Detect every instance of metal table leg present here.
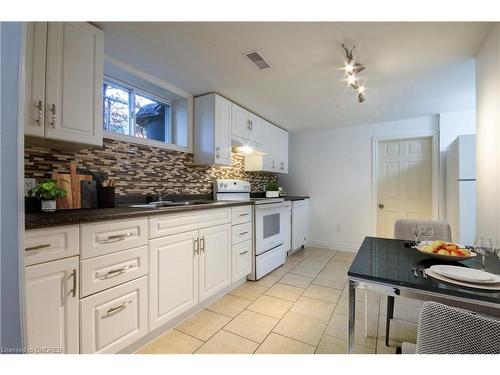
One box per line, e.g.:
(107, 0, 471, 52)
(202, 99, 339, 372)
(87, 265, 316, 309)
(348, 279, 357, 354)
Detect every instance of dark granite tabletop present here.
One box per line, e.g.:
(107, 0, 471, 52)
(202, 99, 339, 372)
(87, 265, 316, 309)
(348, 237, 500, 305)
(25, 201, 252, 230)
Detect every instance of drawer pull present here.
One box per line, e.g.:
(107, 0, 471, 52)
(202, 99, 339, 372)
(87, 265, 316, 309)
(99, 265, 132, 279)
(70, 269, 77, 298)
(239, 213, 249, 217)
(98, 232, 134, 244)
(25, 244, 51, 252)
(105, 301, 130, 317)
(239, 231, 249, 236)
(200, 236, 205, 254)
(239, 250, 249, 255)
(193, 238, 199, 255)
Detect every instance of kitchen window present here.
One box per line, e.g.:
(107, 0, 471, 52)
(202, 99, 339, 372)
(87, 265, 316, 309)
(103, 79, 173, 143)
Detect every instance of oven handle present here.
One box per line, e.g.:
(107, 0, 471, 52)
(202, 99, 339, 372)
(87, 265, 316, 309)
(254, 203, 285, 210)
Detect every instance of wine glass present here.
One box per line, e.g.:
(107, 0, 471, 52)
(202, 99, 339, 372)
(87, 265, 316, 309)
(411, 224, 421, 243)
(420, 226, 434, 242)
(474, 238, 494, 271)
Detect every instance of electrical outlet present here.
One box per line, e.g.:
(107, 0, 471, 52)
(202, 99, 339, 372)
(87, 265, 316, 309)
(24, 178, 36, 197)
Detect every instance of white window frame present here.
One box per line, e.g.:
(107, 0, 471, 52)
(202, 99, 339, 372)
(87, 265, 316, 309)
(103, 76, 174, 143)
(103, 55, 193, 153)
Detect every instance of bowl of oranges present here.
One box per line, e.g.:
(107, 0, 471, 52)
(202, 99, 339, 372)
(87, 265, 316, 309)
(415, 240, 477, 261)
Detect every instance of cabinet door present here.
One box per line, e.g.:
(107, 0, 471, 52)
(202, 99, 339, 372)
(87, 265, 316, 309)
(214, 94, 232, 165)
(292, 200, 309, 250)
(45, 22, 103, 145)
(277, 128, 289, 173)
(198, 224, 231, 302)
(24, 22, 47, 137)
(262, 123, 278, 171)
(25, 256, 79, 353)
(149, 231, 199, 330)
(231, 103, 251, 143)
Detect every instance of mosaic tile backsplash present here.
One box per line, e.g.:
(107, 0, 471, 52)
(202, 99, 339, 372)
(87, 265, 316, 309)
(25, 138, 277, 196)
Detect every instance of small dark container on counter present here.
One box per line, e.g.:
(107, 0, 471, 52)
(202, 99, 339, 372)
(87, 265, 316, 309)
(97, 187, 115, 208)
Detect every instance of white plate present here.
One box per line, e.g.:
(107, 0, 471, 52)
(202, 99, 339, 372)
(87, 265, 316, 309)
(430, 265, 500, 284)
(414, 241, 477, 261)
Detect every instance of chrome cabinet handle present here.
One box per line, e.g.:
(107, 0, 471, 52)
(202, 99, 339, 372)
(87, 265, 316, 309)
(247, 119, 252, 130)
(239, 250, 249, 255)
(272, 160, 275, 169)
(97, 232, 133, 244)
(25, 243, 51, 251)
(70, 269, 77, 298)
(215, 146, 220, 158)
(49, 104, 56, 128)
(239, 213, 249, 217)
(105, 301, 130, 317)
(239, 231, 249, 236)
(200, 236, 205, 253)
(193, 238, 199, 255)
(99, 265, 132, 279)
(35, 100, 43, 126)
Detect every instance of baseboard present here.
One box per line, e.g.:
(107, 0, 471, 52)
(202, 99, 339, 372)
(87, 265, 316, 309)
(308, 239, 359, 253)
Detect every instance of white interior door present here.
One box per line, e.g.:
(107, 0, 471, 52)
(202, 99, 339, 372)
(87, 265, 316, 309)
(377, 138, 432, 238)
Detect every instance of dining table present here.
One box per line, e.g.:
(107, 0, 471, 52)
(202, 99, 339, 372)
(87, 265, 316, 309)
(347, 236, 500, 354)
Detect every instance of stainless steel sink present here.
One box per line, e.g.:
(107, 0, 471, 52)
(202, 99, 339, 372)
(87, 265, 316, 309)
(128, 200, 215, 209)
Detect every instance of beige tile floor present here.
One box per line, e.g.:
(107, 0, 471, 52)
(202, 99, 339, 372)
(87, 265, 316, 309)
(137, 247, 421, 354)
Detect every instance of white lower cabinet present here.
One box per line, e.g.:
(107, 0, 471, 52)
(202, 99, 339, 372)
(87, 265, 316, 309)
(148, 223, 232, 330)
(198, 224, 231, 302)
(232, 240, 252, 283)
(149, 231, 199, 331)
(80, 276, 148, 353)
(25, 256, 79, 354)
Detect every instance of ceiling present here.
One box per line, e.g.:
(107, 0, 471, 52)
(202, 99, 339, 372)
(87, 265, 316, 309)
(96, 22, 492, 132)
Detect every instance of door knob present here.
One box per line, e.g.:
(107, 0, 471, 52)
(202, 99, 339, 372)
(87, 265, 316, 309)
(378, 203, 385, 209)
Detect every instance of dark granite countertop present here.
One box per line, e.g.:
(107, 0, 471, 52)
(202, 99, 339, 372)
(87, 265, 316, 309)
(283, 196, 310, 201)
(25, 201, 252, 230)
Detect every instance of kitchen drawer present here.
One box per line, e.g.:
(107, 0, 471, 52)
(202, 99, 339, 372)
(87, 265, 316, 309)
(80, 276, 148, 354)
(80, 218, 148, 259)
(231, 205, 252, 225)
(231, 222, 252, 245)
(25, 225, 79, 266)
(232, 240, 252, 282)
(149, 208, 231, 239)
(80, 246, 148, 297)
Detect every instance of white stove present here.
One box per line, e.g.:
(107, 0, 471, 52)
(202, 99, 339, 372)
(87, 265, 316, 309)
(214, 179, 286, 280)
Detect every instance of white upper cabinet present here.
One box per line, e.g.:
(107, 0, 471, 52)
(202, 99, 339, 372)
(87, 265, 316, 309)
(245, 122, 289, 174)
(24, 22, 103, 146)
(193, 93, 288, 171)
(24, 22, 48, 137)
(194, 93, 232, 166)
(231, 103, 263, 148)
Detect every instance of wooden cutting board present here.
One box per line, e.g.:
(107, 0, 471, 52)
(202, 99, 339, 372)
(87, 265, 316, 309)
(52, 162, 92, 209)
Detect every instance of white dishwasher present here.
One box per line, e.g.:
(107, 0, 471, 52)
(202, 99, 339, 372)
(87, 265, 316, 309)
(291, 199, 309, 253)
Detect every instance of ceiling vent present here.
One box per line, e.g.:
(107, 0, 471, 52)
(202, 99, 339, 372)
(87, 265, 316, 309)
(245, 51, 271, 70)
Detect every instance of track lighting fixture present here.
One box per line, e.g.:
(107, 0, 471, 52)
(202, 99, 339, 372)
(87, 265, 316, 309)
(341, 43, 366, 103)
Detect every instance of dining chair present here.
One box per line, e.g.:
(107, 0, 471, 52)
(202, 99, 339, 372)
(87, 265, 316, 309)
(383, 219, 452, 346)
(401, 301, 500, 354)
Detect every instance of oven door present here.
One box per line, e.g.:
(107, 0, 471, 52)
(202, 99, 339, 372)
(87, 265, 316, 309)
(254, 203, 284, 255)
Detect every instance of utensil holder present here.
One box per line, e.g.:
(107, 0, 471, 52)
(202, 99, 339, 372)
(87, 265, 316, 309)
(97, 187, 115, 208)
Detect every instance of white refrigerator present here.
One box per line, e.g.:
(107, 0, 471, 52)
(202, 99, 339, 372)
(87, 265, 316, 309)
(445, 135, 476, 245)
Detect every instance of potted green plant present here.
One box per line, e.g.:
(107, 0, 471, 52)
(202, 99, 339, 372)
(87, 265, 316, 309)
(265, 181, 279, 198)
(29, 179, 67, 212)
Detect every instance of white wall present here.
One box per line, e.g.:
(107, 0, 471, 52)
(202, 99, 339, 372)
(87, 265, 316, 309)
(279, 115, 438, 252)
(475, 24, 500, 244)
